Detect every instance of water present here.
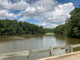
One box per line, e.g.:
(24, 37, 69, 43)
(0, 35, 80, 60)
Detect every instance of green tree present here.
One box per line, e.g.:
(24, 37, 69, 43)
(0, 19, 45, 35)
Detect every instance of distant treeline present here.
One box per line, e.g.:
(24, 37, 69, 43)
(0, 19, 45, 35)
(54, 8, 80, 38)
(44, 28, 54, 33)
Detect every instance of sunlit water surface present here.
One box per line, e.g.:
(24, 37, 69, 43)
(0, 35, 80, 60)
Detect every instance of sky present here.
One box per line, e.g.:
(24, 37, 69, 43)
(0, 0, 79, 28)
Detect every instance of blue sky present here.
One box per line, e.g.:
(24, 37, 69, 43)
(0, 0, 79, 28)
(58, 0, 80, 8)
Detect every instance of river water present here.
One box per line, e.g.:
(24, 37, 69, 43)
(0, 35, 80, 60)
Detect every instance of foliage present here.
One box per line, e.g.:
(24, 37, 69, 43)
(66, 11, 80, 38)
(0, 19, 45, 35)
(54, 24, 66, 35)
(54, 8, 80, 38)
(44, 28, 54, 33)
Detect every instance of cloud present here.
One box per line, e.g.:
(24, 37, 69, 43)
(18, 0, 74, 28)
(0, 0, 75, 28)
(42, 3, 74, 28)
(41, 3, 74, 23)
(18, 0, 59, 21)
(36, 22, 58, 28)
(10, 0, 29, 10)
(0, 0, 11, 10)
(19, 16, 30, 21)
(0, 10, 17, 19)
(0, 0, 19, 19)
(0, 0, 29, 10)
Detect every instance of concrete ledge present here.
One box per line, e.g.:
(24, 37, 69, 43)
(37, 51, 80, 60)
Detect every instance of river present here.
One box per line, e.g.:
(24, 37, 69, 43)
(0, 35, 80, 60)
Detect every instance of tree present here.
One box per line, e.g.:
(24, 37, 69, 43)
(0, 19, 45, 35)
(54, 8, 80, 38)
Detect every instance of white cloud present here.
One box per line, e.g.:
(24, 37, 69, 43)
(43, 3, 74, 23)
(0, 0, 75, 28)
(0, 0, 29, 10)
(18, 0, 59, 21)
(0, 0, 11, 10)
(0, 0, 25, 19)
(36, 22, 58, 28)
(19, 16, 30, 21)
(19, 1, 74, 28)
(0, 10, 17, 19)
(10, 0, 29, 10)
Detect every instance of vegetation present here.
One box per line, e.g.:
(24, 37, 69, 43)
(0, 19, 45, 35)
(54, 8, 80, 38)
(54, 24, 66, 35)
(44, 28, 54, 33)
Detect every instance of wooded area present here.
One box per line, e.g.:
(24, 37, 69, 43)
(54, 8, 80, 38)
(0, 19, 45, 35)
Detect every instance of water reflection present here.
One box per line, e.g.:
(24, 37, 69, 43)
(54, 35, 80, 45)
(0, 35, 80, 60)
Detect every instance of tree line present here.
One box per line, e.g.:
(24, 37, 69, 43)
(44, 28, 54, 33)
(0, 19, 45, 35)
(54, 8, 80, 38)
